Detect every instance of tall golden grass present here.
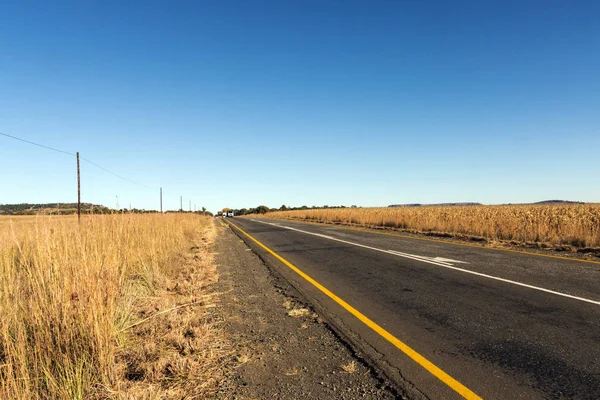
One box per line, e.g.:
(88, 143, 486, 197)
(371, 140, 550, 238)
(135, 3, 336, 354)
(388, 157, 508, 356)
(265, 204, 600, 249)
(0, 213, 223, 399)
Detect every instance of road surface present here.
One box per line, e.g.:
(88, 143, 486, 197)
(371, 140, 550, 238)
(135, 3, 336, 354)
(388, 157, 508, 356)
(225, 217, 600, 400)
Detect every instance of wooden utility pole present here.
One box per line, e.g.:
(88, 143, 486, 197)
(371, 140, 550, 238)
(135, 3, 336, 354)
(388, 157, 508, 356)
(77, 152, 81, 223)
(160, 187, 163, 213)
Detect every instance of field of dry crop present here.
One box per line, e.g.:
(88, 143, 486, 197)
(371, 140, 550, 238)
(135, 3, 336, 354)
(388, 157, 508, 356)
(0, 213, 226, 399)
(265, 204, 600, 250)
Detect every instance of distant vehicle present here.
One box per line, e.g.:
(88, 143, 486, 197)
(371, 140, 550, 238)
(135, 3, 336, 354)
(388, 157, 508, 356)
(227, 210, 234, 217)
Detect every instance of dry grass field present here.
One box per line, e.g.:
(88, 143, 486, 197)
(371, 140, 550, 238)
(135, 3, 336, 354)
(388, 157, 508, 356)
(0, 213, 226, 399)
(265, 204, 600, 250)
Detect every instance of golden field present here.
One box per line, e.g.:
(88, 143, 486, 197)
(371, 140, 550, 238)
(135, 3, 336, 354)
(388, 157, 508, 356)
(265, 204, 600, 249)
(0, 213, 226, 399)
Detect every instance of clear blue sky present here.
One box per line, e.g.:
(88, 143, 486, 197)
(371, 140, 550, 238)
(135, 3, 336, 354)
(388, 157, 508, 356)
(1, 1, 599, 213)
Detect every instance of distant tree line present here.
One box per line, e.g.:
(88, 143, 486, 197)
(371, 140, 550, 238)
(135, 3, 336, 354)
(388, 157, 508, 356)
(227, 204, 359, 216)
(0, 203, 214, 216)
(0, 203, 112, 215)
(165, 210, 213, 216)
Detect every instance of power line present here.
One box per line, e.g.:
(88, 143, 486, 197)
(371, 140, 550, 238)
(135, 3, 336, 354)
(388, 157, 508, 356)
(0, 131, 75, 156)
(0, 131, 148, 188)
(80, 156, 147, 187)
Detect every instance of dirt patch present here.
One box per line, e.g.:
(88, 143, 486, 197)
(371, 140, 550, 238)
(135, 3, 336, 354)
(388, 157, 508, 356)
(213, 222, 400, 399)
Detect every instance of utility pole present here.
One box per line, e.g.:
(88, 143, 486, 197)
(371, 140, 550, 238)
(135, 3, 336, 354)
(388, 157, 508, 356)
(180, 196, 183, 212)
(77, 152, 81, 223)
(160, 187, 163, 213)
(189, 200, 191, 212)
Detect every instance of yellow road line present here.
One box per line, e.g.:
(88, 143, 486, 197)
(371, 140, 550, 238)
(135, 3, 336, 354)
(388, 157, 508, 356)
(226, 219, 482, 400)
(274, 218, 600, 266)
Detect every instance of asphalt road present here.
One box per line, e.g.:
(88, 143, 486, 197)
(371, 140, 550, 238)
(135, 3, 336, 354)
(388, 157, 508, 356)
(225, 217, 600, 400)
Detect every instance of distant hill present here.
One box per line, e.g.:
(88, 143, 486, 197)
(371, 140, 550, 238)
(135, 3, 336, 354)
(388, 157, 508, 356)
(533, 200, 585, 205)
(387, 200, 588, 208)
(0, 203, 111, 215)
(388, 202, 482, 207)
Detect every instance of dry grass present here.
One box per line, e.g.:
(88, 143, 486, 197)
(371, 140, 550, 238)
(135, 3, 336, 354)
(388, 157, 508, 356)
(264, 204, 600, 250)
(282, 298, 293, 310)
(287, 308, 311, 318)
(236, 354, 250, 364)
(0, 213, 227, 399)
(283, 367, 300, 376)
(341, 361, 357, 374)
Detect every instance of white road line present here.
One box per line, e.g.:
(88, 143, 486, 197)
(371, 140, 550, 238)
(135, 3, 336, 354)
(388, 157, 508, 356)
(250, 219, 600, 306)
(387, 250, 467, 267)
